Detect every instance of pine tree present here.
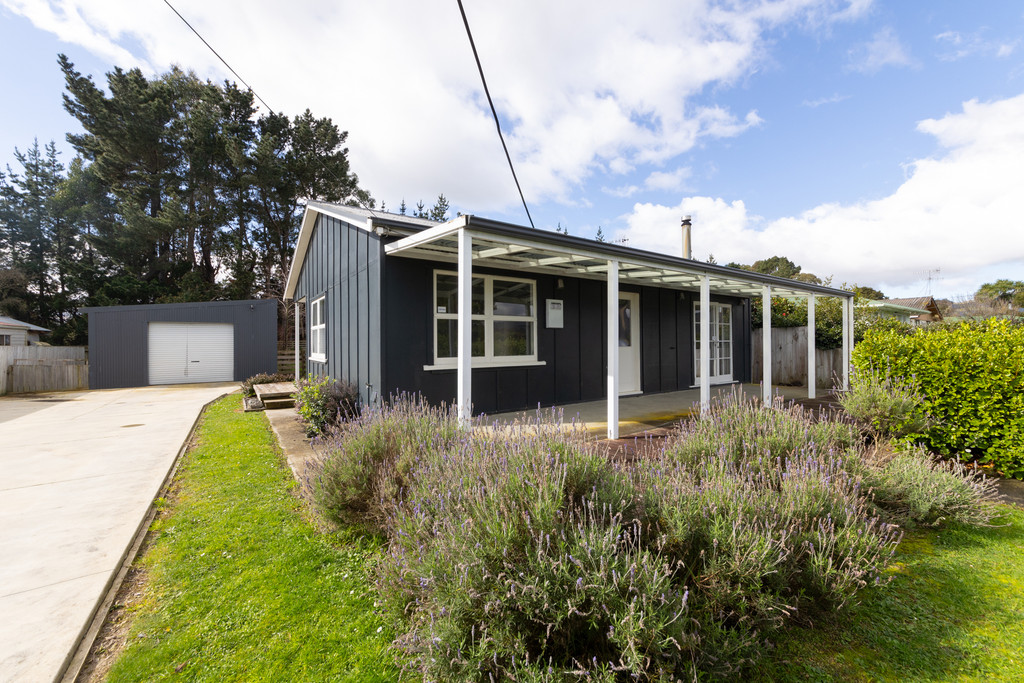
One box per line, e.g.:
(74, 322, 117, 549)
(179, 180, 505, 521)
(429, 193, 450, 222)
(595, 226, 606, 242)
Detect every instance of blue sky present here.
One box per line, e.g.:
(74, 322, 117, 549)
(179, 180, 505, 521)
(2, 0, 1023, 299)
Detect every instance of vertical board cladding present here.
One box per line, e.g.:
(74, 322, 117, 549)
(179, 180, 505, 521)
(293, 214, 383, 406)
(84, 299, 277, 389)
(381, 255, 752, 416)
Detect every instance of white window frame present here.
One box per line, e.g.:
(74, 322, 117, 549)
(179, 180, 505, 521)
(309, 296, 326, 363)
(428, 270, 543, 370)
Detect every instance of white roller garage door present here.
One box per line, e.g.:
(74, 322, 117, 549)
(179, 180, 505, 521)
(148, 322, 234, 385)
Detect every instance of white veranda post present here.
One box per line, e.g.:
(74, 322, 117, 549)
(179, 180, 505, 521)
(762, 284, 772, 404)
(607, 259, 620, 439)
(806, 293, 816, 400)
(842, 296, 853, 392)
(294, 301, 301, 383)
(699, 274, 710, 414)
(457, 230, 473, 425)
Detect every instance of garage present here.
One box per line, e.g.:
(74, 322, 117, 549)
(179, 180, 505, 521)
(148, 322, 235, 385)
(84, 300, 278, 390)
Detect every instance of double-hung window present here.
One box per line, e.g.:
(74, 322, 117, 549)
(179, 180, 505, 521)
(433, 271, 537, 366)
(309, 296, 326, 362)
(0, 334, 10, 346)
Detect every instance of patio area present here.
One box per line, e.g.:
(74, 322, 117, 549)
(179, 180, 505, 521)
(485, 383, 823, 437)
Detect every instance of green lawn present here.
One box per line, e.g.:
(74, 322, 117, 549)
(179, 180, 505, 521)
(106, 396, 400, 682)
(755, 507, 1024, 682)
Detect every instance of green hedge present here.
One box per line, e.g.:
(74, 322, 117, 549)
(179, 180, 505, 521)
(853, 319, 1024, 477)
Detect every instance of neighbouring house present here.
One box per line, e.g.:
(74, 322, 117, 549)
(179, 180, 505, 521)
(864, 296, 943, 324)
(0, 315, 50, 346)
(82, 300, 278, 389)
(284, 203, 854, 438)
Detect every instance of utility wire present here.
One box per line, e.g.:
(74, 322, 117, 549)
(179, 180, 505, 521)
(161, 0, 379, 215)
(162, 0, 272, 113)
(455, 0, 535, 229)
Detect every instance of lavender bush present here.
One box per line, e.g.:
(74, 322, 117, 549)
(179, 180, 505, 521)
(664, 391, 861, 469)
(309, 393, 462, 529)
(861, 444, 1000, 526)
(309, 392, 997, 680)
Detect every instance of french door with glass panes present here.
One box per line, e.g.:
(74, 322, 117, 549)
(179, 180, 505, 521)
(693, 302, 733, 384)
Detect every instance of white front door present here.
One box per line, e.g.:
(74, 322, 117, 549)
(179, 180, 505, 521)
(694, 302, 733, 384)
(617, 292, 641, 395)
(148, 322, 235, 385)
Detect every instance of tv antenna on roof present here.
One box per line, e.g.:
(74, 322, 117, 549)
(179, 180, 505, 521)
(925, 269, 941, 296)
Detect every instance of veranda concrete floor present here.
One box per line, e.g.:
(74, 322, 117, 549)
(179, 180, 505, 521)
(485, 383, 818, 436)
(0, 383, 234, 683)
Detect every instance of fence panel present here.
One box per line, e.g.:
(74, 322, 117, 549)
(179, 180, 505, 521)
(0, 346, 88, 395)
(751, 328, 844, 390)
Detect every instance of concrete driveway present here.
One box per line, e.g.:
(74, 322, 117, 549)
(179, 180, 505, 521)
(0, 383, 235, 683)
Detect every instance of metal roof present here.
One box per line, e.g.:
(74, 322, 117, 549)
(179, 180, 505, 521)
(0, 315, 50, 332)
(286, 203, 853, 300)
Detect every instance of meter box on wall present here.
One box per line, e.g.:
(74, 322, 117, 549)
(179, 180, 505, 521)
(546, 299, 564, 328)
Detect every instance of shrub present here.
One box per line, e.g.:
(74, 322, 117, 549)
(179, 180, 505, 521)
(315, 394, 999, 680)
(853, 319, 1024, 477)
(663, 390, 860, 469)
(294, 375, 360, 436)
(309, 394, 462, 530)
(240, 371, 292, 397)
(839, 369, 932, 441)
(378, 419, 687, 680)
(861, 444, 1001, 527)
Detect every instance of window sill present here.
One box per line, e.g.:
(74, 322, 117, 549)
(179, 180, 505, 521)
(308, 355, 327, 364)
(423, 359, 547, 372)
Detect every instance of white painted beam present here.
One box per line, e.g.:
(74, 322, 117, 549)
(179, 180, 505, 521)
(457, 230, 473, 425)
(475, 243, 532, 259)
(807, 293, 816, 400)
(607, 259, 620, 439)
(762, 285, 772, 404)
(699, 275, 710, 414)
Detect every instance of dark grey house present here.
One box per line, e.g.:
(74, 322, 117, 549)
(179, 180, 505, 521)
(83, 299, 278, 390)
(284, 202, 853, 438)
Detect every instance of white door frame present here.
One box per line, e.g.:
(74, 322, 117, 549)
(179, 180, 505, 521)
(694, 301, 733, 385)
(618, 291, 641, 395)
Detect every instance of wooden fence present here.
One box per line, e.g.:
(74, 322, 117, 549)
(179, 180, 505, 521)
(751, 327, 845, 390)
(277, 343, 306, 377)
(1, 346, 88, 395)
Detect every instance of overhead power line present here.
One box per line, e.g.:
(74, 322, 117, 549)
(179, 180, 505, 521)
(455, 0, 536, 229)
(162, 0, 273, 113)
(161, 0, 379, 214)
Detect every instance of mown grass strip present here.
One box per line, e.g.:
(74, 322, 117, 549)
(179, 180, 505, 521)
(106, 396, 400, 682)
(755, 507, 1024, 682)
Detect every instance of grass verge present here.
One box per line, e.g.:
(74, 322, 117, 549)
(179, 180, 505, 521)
(754, 506, 1024, 682)
(102, 395, 399, 682)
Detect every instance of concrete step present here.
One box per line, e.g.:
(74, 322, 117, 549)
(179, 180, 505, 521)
(263, 397, 295, 410)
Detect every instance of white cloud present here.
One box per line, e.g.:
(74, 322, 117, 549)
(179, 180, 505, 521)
(935, 29, 1019, 61)
(802, 92, 850, 107)
(617, 93, 1024, 296)
(847, 26, 915, 73)
(602, 166, 691, 198)
(2, 0, 871, 212)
